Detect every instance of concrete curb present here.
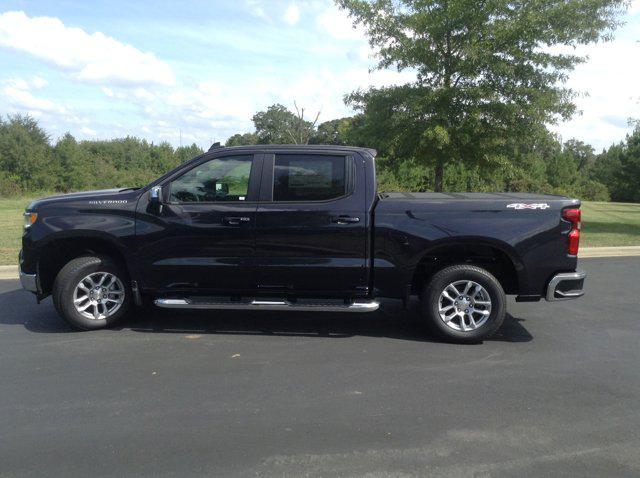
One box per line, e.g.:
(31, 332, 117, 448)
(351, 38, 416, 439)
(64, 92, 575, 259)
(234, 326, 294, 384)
(0, 265, 18, 280)
(579, 246, 640, 258)
(1, 246, 639, 280)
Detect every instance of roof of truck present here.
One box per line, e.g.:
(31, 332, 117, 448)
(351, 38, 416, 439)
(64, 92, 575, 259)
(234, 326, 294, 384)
(209, 144, 377, 157)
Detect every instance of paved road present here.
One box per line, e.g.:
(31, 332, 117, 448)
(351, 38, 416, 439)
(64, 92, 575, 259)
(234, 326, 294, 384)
(1, 257, 639, 477)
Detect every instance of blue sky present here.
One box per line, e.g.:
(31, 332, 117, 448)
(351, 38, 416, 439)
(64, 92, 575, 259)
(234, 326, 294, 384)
(0, 0, 638, 150)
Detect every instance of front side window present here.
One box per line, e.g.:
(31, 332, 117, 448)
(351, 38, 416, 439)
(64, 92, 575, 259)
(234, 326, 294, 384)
(273, 154, 346, 202)
(169, 155, 253, 203)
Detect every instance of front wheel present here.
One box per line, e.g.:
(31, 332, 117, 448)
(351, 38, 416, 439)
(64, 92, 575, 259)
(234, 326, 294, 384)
(421, 265, 506, 343)
(53, 256, 131, 330)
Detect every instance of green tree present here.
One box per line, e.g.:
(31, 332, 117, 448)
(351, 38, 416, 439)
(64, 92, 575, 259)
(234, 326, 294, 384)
(592, 126, 640, 202)
(252, 103, 319, 144)
(337, 0, 626, 191)
(53, 133, 85, 192)
(175, 144, 204, 163)
(311, 116, 369, 145)
(0, 114, 53, 192)
(226, 132, 258, 146)
(252, 104, 300, 144)
(562, 139, 596, 172)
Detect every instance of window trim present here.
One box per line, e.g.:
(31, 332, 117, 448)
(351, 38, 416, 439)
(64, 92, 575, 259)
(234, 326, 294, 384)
(268, 153, 355, 204)
(165, 153, 262, 205)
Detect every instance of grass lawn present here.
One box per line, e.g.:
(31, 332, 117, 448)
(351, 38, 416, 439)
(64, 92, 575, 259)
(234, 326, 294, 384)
(0, 196, 638, 265)
(580, 201, 640, 247)
(0, 195, 41, 266)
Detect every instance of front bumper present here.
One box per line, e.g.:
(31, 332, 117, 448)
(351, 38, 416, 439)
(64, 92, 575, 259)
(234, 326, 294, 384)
(19, 249, 38, 293)
(545, 270, 586, 301)
(20, 270, 38, 293)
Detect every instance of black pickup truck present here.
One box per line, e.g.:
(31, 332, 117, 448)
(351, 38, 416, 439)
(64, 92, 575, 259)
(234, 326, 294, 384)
(19, 145, 585, 342)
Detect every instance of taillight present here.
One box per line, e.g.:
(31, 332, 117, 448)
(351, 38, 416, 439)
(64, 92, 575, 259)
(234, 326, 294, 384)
(563, 208, 581, 255)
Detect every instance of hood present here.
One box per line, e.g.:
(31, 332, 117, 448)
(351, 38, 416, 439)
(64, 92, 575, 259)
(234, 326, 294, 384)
(27, 188, 139, 210)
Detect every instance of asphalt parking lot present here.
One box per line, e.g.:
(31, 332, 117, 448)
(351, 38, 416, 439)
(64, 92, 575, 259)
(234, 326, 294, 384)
(1, 257, 639, 477)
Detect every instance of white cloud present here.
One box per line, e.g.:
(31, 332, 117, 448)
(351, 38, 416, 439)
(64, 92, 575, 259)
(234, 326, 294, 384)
(317, 5, 366, 41)
(283, 3, 300, 25)
(2, 85, 62, 113)
(246, 0, 269, 21)
(550, 39, 640, 149)
(80, 126, 97, 136)
(1, 76, 61, 113)
(133, 87, 156, 101)
(1, 76, 92, 134)
(4, 76, 48, 91)
(0, 11, 174, 87)
(5, 78, 29, 90)
(31, 76, 48, 89)
(165, 81, 255, 124)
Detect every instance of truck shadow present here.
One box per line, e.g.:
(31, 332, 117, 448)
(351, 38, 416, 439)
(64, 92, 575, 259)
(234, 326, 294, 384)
(0, 288, 532, 343)
(128, 307, 532, 344)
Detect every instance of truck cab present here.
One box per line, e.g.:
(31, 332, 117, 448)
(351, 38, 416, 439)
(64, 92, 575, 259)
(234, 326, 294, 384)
(135, 145, 375, 300)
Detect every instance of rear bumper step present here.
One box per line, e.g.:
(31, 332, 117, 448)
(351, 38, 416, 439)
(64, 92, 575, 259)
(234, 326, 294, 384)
(154, 298, 380, 313)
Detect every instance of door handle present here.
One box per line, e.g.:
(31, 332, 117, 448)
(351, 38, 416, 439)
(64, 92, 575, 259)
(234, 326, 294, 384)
(332, 215, 360, 225)
(224, 216, 251, 226)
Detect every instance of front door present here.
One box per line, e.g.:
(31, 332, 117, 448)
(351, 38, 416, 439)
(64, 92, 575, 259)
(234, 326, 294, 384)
(254, 151, 368, 297)
(136, 153, 262, 294)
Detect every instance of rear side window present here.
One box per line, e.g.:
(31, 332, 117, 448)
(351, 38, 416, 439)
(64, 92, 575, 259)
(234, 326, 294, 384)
(273, 154, 346, 202)
(169, 155, 253, 203)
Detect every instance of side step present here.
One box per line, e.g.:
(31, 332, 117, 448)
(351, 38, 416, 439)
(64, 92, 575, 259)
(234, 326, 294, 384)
(154, 297, 380, 313)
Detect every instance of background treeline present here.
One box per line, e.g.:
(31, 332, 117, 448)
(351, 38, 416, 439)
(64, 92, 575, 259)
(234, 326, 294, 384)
(1, 109, 639, 202)
(0, 115, 203, 196)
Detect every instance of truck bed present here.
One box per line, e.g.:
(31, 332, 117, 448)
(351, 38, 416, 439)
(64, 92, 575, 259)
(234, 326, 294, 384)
(372, 190, 580, 300)
(379, 192, 569, 201)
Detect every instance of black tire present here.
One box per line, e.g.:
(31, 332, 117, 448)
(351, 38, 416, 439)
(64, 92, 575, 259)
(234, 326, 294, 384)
(421, 264, 506, 343)
(52, 256, 131, 330)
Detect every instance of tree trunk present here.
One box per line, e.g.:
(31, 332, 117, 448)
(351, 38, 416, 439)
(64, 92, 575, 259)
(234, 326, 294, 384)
(434, 162, 444, 192)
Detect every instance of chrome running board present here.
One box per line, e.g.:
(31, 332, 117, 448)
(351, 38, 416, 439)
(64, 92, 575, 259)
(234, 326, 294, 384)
(154, 298, 380, 313)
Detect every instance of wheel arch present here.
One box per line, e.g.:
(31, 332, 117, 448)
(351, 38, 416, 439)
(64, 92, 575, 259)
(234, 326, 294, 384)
(35, 231, 133, 296)
(409, 238, 525, 296)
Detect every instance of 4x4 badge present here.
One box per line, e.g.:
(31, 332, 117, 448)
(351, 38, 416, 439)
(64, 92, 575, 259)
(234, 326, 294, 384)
(507, 203, 550, 210)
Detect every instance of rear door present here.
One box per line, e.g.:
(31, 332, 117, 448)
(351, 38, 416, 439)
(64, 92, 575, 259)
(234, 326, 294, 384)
(254, 151, 368, 297)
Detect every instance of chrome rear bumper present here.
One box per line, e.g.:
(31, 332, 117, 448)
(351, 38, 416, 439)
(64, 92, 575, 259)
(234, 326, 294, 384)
(546, 271, 586, 301)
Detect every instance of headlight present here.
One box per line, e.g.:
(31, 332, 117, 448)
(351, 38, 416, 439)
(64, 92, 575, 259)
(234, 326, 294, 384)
(23, 211, 38, 229)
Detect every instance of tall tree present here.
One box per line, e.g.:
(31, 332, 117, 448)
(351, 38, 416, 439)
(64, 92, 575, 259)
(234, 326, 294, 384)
(311, 115, 369, 146)
(252, 104, 298, 144)
(592, 126, 640, 202)
(289, 101, 321, 144)
(251, 103, 319, 144)
(0, 114, 52, 191)
(225, 132, 258, 146)
(562, 139, 596, 172)
(337, 0, 627, 191)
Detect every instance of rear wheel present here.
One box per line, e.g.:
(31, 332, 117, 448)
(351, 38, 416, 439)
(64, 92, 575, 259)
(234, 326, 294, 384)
(421, 265, 506, 343)
(53, 256, 131, 330)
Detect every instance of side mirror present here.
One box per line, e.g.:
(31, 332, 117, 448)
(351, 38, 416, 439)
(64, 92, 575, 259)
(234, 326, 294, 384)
(149, 186, 163, 214)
